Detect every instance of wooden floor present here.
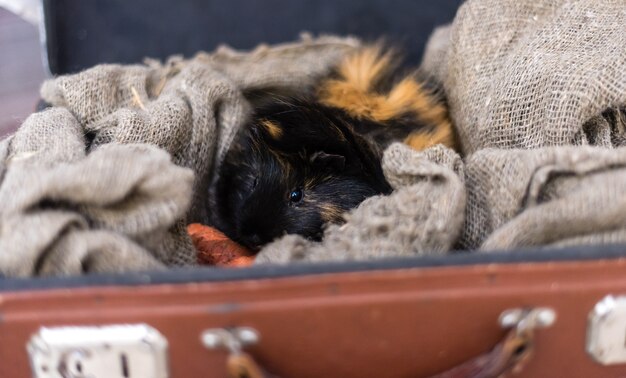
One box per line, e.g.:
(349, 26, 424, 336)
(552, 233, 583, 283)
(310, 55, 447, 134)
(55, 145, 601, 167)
(0, 8, 46, 138)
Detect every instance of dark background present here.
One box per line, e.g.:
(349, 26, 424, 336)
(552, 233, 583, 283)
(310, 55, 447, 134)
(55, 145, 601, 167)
(44, 0, 464, 75)
(0, 8, 45, 137)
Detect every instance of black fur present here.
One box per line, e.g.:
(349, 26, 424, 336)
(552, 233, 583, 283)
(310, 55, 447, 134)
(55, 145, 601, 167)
(213, 98, 392, 250)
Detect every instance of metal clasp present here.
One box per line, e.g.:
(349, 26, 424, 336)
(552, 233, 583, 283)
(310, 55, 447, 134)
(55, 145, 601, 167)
(27, 324, 169, 378)
(587, 295, 626, 365)
(494, 307, 556, 375)
(201, 327, 266, 378)
(201, 327, 260, 355)
(499, 307, 557, 334)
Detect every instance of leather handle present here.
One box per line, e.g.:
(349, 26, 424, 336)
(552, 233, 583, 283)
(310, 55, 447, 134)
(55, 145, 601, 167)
(428, 326, 533, 378)
(222, 308, 550, 378)
(227, 352, 270, 378)
(223, 327, 532, 378)
(428, 307, 555, 378)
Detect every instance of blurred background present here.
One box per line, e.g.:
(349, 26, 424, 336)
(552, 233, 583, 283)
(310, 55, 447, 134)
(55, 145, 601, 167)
(0, 1, 44, 137)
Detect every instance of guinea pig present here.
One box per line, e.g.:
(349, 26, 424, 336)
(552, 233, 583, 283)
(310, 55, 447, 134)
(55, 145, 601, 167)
(213, 99, 392, 250)
(212, 46, 455, 250)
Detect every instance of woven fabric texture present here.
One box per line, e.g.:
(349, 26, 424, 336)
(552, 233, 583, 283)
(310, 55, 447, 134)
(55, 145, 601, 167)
(0, 36, 359, 276)
(2, 0, 626, 273)
(257, 0, 626, 263)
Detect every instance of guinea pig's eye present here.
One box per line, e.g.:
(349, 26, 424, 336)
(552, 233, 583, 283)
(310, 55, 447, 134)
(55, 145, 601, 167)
(289, 188, 303, 203)
(252, 177, 258, 189)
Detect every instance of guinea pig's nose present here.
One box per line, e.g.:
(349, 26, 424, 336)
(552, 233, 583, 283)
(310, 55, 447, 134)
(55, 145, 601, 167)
(249, 233, 262, 246)
(240, 233, 263, 251)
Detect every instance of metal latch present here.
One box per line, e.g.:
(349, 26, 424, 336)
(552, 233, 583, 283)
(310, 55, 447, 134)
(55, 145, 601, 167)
(587, 295, 626, 365)
(201, 327, 266, 378)
(201, 327, 260, 352)
(27, 324, 169, 378)
(499, 307, 557, 330)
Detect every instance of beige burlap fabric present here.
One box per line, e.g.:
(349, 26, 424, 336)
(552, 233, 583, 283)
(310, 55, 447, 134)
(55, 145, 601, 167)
(3, 0, 626, 273)
(442, 0, 626, 252)
(257, 0, 626, 263)
(0, 109, 192, 275)
(256, 143, 466, 263)
(0, 36, 359, 276)
(437, 0, 626, 154)
(461, 146, 626, 251)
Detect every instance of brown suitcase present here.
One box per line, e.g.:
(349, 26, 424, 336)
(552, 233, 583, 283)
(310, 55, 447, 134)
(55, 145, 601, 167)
(3, 246, 626, 377)
(4, 1, 626, 378)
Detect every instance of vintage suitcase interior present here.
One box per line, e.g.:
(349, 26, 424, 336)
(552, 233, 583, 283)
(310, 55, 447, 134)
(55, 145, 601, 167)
(3, 0, 626, 377)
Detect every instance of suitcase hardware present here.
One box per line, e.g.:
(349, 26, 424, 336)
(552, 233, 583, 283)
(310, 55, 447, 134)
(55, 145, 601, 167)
(201, 327, 260, 350)
(26, 324, 169, 378)
(430, 307, 556, 378)
(197, 310, 556, 378)
(498, 307, 556, 329)
(587, 295, 626, 365)
(201, 327, 266, 378)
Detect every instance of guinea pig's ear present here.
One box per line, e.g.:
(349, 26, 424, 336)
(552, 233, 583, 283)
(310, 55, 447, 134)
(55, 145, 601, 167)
(310, 151, 346, 171)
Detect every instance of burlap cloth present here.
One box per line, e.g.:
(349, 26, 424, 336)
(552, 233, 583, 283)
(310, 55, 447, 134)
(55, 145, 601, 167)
(2, 0, 626, 275)
(0, 35, 360, 276)
(257, 0, 626, 263)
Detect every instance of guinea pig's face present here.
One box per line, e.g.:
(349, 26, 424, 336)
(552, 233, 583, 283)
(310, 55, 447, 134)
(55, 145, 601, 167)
(213, 99, 391, 250)
(215, 128, 382, 250)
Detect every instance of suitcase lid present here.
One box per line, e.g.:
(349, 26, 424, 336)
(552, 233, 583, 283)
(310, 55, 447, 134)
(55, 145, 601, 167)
(41, 0, 463, 75)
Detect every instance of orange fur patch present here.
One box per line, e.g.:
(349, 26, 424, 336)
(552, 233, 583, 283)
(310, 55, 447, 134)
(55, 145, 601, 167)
(318, 46, 454, 150)
(404, 121, 457, 150)
(260, 119, 283, 139)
